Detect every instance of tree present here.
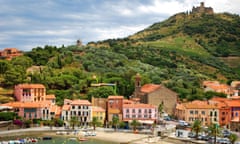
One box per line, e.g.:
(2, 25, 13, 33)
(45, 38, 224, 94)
(229, 133, 238, 144)
(191, 119, 202, 139)
(70, 116, 78, 130)
(208, 123, 221, 144)
(130, 119, 140, 132)
(158, 102, 164, 119)
(112, 115, 119, 131)
(91, 117, 100, 130)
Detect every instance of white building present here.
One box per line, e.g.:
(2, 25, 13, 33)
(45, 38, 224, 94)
(61, 99, 92, 127)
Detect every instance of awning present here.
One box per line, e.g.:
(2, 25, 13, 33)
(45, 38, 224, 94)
(138, 120, 154, 124)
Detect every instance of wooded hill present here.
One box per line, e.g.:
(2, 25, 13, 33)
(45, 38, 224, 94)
(0, 12, 240, 105)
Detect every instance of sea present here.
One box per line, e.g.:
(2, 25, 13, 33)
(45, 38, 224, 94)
(0, 136, 117, 144)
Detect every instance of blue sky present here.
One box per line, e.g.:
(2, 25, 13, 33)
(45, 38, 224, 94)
(0, 0, 239, 51)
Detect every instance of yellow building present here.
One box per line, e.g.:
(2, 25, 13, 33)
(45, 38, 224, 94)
(92, 106, 105, 125)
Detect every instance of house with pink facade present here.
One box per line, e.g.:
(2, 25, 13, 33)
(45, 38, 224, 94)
(14, 84, 47, 102)
(122, 102, 157, 125)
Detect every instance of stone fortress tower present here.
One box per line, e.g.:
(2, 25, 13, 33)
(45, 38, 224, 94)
(192, 2, 214, 15)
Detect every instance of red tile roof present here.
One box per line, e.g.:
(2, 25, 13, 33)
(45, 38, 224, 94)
(1, 101, 51, 108)
(123, 103, 156, 108)
(62, 105, 71, 111)
(71, 100, 91, 105)
(15, 84, 45, 89)
(46, 94, 55, 99)
(108, 95, 124, 99)
(140, 84, 161, 93)
(92, 106, 105, 112)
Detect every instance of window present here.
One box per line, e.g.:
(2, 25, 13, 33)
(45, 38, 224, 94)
(201, 111, 205, 115)
(214, 111, 217, 116)
(72, 106, 75, 109)
(222, 112, 225, 115)
(210, 111, 213, 116)
(144, 109, 147, 113)
(132, 109, 135, 113)
(149, 109, 152, 113)
(126, 109, 129, 113)
(126, 115, 129, 118)
(138, 109, 141, 113)
(195, 111, 198, 114)
(132, 115, 136, 118)
(236, 112, 238, 117)
(138, 115, 142, 118)
(190, 110, 193, 114)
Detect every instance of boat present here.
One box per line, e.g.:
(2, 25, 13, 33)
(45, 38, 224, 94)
(78, 137, 88, 141)
(42, 136, 52, 140)
(69, 137, 77, 141)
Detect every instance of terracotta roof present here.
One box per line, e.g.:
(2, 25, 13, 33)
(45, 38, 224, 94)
(231, 81, 240, 88)
(224, 100, 240, 107)
(92, 106, 105, 112)
(140, 84, 161, 93)
(176, 103, 185, 110)
(203, 81, 219, 86)
(108, 95, 124, 99)
(182, 100, 219, 109)
(62, 105, 71, 111)
(71, 100, 91, 105)
(1, 101, 51, 108)
(123, 103, 156, 108)
(15, 84, 45, 89)
(46, 94, 55, 99)
(123, 99, 134, 104)
(50, 105, 61, 115)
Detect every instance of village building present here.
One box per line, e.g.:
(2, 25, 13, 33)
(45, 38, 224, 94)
(203, 81, 239, 98)
(14, 84, 47, 102)
(122, 101, 157, 125)
(107, 96, 124, 122)
(61, 99, 92, 127)
(0, 48, 23, 60)
(175, 100, 219, 126)
(92, 106, 105, 125)
(133, 74, 178, 116)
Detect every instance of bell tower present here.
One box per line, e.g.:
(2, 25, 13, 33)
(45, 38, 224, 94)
(133, 73, 141, 98)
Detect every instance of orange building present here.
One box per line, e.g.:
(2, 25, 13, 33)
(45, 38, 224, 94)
(203, 81, 238, 98)
(175, 100, 219, 126)
(0, 48, 22, 60)
(107, 96, 124, 122)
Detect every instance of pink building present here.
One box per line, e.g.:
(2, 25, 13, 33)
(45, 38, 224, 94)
(122, 102, 157, 125)
(14, 84, 46, 102)
(0, 101, 59, 120)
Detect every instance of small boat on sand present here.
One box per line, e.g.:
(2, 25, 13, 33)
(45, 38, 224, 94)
(78, 137, 88, 141)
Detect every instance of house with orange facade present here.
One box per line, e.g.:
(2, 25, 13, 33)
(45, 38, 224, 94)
(0, 48, 23, 60)
(175, 100, 219, 126)
(107, 96, 124, 122)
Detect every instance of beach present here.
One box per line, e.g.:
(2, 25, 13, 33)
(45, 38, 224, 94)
(0, 127, 175, 144)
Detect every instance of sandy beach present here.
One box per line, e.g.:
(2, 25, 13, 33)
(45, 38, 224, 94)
(0, 127, 175, 144)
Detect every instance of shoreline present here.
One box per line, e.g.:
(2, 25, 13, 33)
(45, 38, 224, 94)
(0, 127, 148, 143)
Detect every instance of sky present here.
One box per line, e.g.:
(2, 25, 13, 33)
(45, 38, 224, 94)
(0, 0, 240, 51)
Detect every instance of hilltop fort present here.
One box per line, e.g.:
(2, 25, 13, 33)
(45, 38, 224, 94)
(192, 2, 214, 15)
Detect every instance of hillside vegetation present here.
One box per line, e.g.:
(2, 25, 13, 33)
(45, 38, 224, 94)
(0, 12, 240, 104)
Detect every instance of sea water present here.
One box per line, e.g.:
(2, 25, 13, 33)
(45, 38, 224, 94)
(37, 137, 117, 144)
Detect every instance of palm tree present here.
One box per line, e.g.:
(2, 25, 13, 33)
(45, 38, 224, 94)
(130, 119, 140, 132)
(208, 123, 221, 144)
(191, 119, 202, 139)
(91, 117, 100, 130)
(70, 116, 78, 130)
(112, 115, 119, 131)
(229, 133, 238, 144)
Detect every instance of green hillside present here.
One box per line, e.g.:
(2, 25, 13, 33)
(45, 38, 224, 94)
(0, 12, 240, 104)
